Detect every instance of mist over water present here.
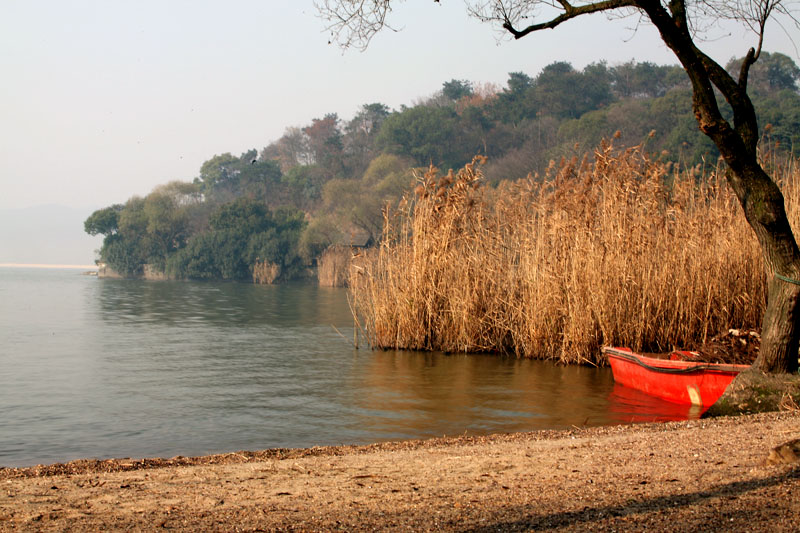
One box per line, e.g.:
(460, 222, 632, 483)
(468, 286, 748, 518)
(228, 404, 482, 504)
(0, 268, 693, 468)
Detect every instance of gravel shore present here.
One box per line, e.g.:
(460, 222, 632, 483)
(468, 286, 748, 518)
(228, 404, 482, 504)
(1, 411, 799, 531)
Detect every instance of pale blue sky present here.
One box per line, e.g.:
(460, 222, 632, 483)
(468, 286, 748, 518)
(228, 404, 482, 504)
(1, 0, 797, 210)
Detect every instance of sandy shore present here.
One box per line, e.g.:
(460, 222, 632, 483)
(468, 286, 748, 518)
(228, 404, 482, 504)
(1, 411, 799, 532)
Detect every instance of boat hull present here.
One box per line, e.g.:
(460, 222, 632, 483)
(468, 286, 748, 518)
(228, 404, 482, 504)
(603, 347, 749, 408)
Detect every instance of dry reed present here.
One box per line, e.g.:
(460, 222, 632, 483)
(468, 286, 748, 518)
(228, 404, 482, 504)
(350, 141, 800, 365)
(252, 260, 281, 285)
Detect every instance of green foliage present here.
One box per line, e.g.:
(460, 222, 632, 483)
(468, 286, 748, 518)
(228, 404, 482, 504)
(196, 151, 283, 205)
(754, 89, 800, 151)
(210, 198, 271, 232)
(727, 52, 800, 94)
(248, 208, 307, 278)
(102, 233, 148, 277)
(197, 153, 239, 192)
(94, 192, 190, 275)
(486, 62, 616, 124)
(166, 199, 306, 281)
(507, 71, 532, 94)
(323, 153, 414, 244)
(557, 110, 610, 151)
(552, 84, 718, 162)
(167, 229, 245, 280)
(610, 61, 686, 98)
(343, 103, 390, 175)
(347, 103, 390, 136)
(377, 106, 470, 169)
(84, 204, 123, 236)
(281, 164, 326, 208)
(441, 79, 473, 101)
(107, 197, 153, 275)
(535, 62, 614, 119)
(490, 72, 533, 125)
(298, 215, 342, 263)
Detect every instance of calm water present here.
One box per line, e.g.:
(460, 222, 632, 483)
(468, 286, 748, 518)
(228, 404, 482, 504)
(0, 268, 694, 468)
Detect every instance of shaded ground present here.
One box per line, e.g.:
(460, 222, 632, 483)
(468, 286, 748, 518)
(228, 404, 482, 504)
(1, 411, 799, 532)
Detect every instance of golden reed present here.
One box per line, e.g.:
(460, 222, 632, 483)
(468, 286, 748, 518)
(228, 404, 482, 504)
(349, 140, 799, 365)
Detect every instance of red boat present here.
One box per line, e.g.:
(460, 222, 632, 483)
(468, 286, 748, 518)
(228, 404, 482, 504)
(603, 347, 749, 408)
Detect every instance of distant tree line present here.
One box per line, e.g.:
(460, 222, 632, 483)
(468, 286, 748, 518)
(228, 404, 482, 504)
(85, 53, 800, 281)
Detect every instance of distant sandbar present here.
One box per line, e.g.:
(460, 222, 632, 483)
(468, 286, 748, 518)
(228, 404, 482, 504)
(0, 263, 97, 270)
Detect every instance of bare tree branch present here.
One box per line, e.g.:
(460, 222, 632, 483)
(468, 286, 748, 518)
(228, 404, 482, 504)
(315, 0, 397, 50)
(502, 0, 638, 37)
(692, 1, 788, 83)
(466, 0, 640, 38)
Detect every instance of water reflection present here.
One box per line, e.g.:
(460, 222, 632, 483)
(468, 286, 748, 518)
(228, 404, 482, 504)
(96, 279, 354, 328)
(607, 383, 704, 423)
(350, 352, 617, 439)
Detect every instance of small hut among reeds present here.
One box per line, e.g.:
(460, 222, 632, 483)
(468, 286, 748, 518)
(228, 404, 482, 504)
(318, 230, 372, 287)
(318, 245, 352, 287)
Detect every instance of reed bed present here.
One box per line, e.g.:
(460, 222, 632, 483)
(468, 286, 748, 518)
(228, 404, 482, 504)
(350, 141, 800, 365)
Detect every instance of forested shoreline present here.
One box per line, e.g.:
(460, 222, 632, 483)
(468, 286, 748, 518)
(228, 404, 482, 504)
(85, 53, 800, 283)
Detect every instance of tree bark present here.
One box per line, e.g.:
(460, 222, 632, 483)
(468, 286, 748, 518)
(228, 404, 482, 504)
(760, 277, 800, 373)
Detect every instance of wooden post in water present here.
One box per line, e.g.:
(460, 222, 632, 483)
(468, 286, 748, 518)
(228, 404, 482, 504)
(354, 318, 359, 349)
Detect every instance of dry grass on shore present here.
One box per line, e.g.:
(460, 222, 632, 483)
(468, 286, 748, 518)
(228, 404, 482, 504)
(350, 141, 800, 364)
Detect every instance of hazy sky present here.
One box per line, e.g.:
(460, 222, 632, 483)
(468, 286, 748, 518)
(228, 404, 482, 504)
(1, 0, 798, 210)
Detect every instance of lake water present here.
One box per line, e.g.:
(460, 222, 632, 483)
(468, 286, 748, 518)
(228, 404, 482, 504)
(0, 267, 696, 468)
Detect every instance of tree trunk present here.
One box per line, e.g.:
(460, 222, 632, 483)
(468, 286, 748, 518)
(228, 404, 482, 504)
(724, 164, 800, 374)
(758, 277, 800, 373)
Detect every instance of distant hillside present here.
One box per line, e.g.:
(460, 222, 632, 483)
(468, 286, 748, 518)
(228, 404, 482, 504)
(0, 205, 102, 265)
(87, 54, 800, 281)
